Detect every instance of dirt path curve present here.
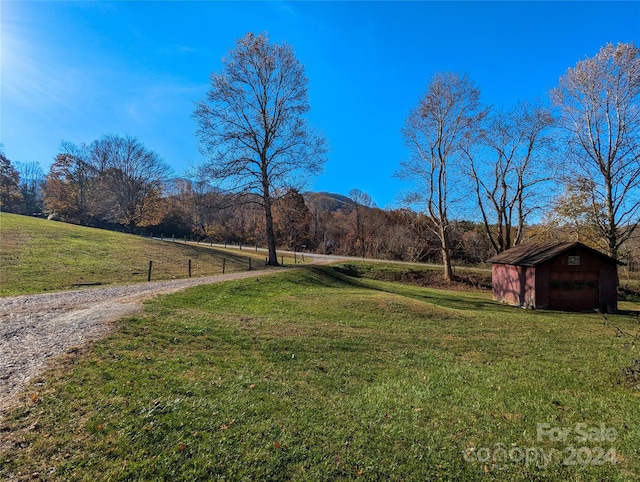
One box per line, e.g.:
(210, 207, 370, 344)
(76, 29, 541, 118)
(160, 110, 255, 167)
(0, 269, 275, 417)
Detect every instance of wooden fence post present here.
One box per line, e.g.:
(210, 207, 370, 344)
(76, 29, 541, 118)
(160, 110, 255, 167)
(188, 259, 192, 277)
(147, 261, 153, 281)
(222, 258, 226, 274)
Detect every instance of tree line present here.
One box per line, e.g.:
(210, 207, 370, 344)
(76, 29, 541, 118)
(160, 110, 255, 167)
(1, 134, 169, 232)
(1, 36, 638, 277)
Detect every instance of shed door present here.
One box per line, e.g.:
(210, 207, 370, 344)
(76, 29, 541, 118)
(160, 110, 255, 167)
(548, 271, 599, 311)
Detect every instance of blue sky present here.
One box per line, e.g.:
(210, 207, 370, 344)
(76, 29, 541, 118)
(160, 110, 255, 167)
(1, 1, 638, 209)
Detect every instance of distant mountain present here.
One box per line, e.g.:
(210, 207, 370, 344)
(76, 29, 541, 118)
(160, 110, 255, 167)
(162, 180, 358, 213)
(303, 191, 355, 213)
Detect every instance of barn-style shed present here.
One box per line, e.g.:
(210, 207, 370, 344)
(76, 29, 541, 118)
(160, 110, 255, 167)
(489, 242, 620, 313)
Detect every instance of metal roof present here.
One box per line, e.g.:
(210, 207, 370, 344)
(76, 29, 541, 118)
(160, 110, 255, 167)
(488, 242, 620, 267)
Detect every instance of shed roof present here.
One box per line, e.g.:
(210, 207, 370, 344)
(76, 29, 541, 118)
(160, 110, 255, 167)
(488, 242, 621, 267)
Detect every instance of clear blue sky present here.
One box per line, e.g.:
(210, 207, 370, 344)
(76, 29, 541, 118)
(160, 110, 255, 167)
(1, 1, 638, 209)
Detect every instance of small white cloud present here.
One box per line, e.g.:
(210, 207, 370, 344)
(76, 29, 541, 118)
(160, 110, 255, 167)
(273, 1, 298, 18)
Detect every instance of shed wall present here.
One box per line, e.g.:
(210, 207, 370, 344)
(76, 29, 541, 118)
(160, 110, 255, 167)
(535, 268, 549, 309)
(492, 264, 526, 307)
(492, 264, 537, 308)
(538, 245, 618, 312)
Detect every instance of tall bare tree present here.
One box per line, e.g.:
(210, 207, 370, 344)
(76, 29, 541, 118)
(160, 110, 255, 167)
(193, 32, 327, 265)
(398, 72, 486, 280)
(551, 42, 640, 259)
(463, 101, 555, 254)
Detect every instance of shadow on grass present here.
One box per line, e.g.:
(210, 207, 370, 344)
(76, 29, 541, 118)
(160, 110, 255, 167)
(312, 265, 516, 314)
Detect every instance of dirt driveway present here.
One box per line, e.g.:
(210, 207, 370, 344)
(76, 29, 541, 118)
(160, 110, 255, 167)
(0, 270, 272, 417)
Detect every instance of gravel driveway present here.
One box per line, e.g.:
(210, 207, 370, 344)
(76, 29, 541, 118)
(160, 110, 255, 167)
(0, 270, 272, 417)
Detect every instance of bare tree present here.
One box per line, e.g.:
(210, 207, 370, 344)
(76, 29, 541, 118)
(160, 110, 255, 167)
(551, 42, 640, 259)
(45, 137, 169, 230)
(348, 188, 375, 258)
(44, 135, 169, 230)
(193, 32, 327, 265)
(398, 72, 486, 281)
(305, 193, 335, 254)
(463, 101, 555, 254)
(91, 134, 171, 231)
(16, 161, 44, 216)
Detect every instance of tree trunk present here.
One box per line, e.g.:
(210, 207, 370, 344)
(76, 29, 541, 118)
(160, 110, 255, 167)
(263, 200, 279, 266)
(440, 225, 454, 281)
(260, 152, 279, 266)
(442, 248, 454, 281)
(605, 178, 617, 259)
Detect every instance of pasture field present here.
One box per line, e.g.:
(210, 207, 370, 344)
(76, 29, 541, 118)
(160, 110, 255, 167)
(1, 263, 639, 480)
(0, 213, 274, 296)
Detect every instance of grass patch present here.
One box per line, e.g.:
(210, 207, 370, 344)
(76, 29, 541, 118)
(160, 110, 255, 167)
(0, 213, 277, 296)
(334, 261, 492, 291)
(1, 266, 639, 480)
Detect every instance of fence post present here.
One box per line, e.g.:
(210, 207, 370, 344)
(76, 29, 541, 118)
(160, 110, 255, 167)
(172, 234, 175, 243)
(188, 259, 192, 277)
(281, 256, 284, 266)
(147, 260, 153, 281)
(222, 258, 226, 274)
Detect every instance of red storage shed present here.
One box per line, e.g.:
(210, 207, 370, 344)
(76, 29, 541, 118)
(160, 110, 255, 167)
(489, 242, 620, 313)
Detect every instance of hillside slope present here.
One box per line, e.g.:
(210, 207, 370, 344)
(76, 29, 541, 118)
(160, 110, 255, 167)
(0, 213, 257, 296)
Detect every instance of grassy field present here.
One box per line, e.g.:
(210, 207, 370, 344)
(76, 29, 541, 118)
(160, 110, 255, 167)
(1, 262, 639, 480)
(0, 213, 279, 296)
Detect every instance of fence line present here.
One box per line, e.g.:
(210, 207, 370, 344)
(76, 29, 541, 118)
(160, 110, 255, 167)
(138, 233, 315, 283)
(143, 256, 257, 282)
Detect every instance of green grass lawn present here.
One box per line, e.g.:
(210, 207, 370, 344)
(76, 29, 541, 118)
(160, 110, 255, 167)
(1, 265, 639, 480)
(0, 213, 276, 296)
